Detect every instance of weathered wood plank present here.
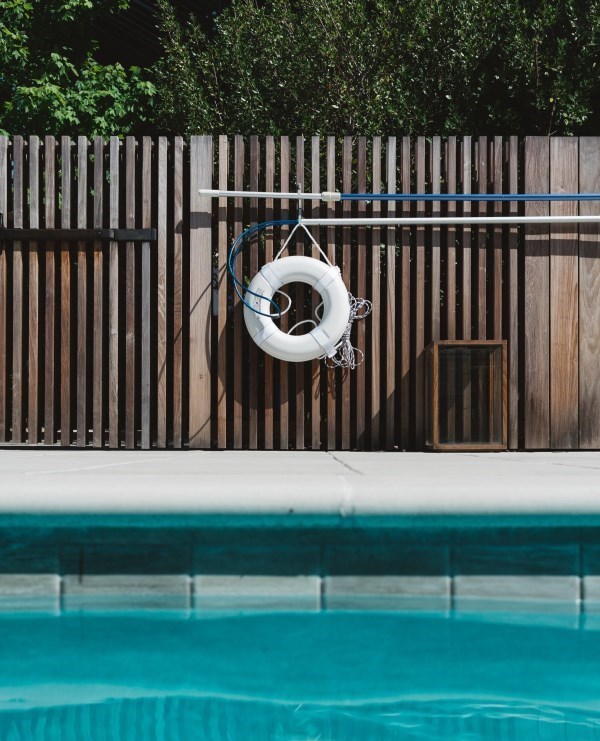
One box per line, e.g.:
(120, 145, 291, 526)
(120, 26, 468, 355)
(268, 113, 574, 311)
(386, 137, 397, 450)
(476, 137, 487, 339)
(400, 136, 410, 449)
(461, 136, 472, 441)
(263, 136, 274, 449)
(279, 136, 290, 449)
(508, 136, 519, 449)
(461, 136, 472, 342)
(172, 136, 184, 448)
(233, 135, 244, 448)
(550, 137, 578, 449)
(310, 135, 321, 450)
(524, 136, 550, 449)
(92, 136, 103, 448)
(189, 135, 213, 448)
(125, 136, 136, 449)
(249, 135, 259, 450)
(216, 135, 229, 449)
(341, 136, 352, 450)
(141, 136, 152, 449)
(295, 135, 305, 450)
(108, 136, 120, 448)
(0, 137, 8, 441)
(445, 137, 457, 340)
(28, 135, 40, 443)
(326, 136, 336, 450)
(60, 135, 71, 447)
(370, 136, 381, 449)
(76, 135, 88, 447)
(445, 137, 457, 443)
(492, 136, 503, 340)
(430, 136, 441, 343)
(156, 136, 167, 448)
(414, 136, 426, 449)
(579, 137, 600, 448)
(11, 137, 24, 442)
(356, 136, 367, 448)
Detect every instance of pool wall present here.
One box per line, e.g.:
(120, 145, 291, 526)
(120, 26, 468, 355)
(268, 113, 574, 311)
(1, 518, 600, 615)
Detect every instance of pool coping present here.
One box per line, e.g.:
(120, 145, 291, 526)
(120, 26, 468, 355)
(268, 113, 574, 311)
(1, 450, 600, 516)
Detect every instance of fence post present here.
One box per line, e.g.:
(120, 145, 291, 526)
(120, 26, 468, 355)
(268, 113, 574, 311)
(189, 135, 213, 448)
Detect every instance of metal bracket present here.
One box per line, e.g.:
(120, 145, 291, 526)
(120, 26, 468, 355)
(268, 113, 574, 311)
(0, 214, 157, 243)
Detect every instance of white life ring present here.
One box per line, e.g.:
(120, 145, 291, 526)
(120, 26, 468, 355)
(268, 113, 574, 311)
(243, 256, 350, 362)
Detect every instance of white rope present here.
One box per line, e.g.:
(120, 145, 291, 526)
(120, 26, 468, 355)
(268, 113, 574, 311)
(317, 293, 373, 369)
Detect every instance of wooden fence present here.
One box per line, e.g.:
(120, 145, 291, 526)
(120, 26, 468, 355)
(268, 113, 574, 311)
(0, 135, 598, 450)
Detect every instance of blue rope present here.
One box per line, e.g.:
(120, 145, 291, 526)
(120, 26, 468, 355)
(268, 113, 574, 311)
(228, 219, 297, 318)
(340, 193, 600, 202)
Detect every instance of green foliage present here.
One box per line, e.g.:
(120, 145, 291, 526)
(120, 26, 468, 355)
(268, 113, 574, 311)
(154, 0, 600, 136)
(0, 0, 155, 136)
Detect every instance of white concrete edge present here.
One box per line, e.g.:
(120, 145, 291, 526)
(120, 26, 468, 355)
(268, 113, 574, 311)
(1, 450, 600, 516)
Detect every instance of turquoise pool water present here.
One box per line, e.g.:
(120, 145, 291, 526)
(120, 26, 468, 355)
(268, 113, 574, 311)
(1, 609, 600, 739)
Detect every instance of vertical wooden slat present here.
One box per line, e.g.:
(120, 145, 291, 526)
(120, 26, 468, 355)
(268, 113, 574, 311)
(216, 135, 229, 449)
(400, 137, 410, 449)
(172, 137, 184, 448)
(446, 137, 457, 340)
(264, 136, 274, 449)
(156, 137, 167, 448)
(430, 137, 441, 343)
(476, 136, 487, 339)
(341, 136, 352, 450)
(579, 137, 600, 448)
(125, 137, 136, 449)
(461, 137, 472, 341)
(108, 136, 119, 448)
(508, 136, 519, 449)
(11, 136, 24, 442)
(550, 137, 578, 449)
(141, 136, 152, 449)
(492, 136, 503, 340)
(356, 137, 367, 448)
(461, 137, 472, 441)
(414, 136, 426, 449)
(310, 135, 321, 450)
(385, 137, 397, 450)
(445, 137, 457, 443)
(326, 136, 336, 450)
(28, 135, 40, 443)
(92, 136, 103, 448)
(76, 136, 88, 446)
(295, 135, 305, 450)
(279, 136, 290, 449)
(189, 135, 213, 448)
(0, 137, 6, 441)
(524, 136, 550, 449)
(60, 135, 71, 447)
(370, 136, 381, 449)
(249, 136, 259, 450)
(233, 135, 244, 448)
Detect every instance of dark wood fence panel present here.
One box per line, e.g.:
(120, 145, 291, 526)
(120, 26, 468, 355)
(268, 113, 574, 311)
(0, 135, 599, 450)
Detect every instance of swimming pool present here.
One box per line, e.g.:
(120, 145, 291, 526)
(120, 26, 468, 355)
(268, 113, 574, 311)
(1, 609, 600, 739)
(2, 513, 600, 739)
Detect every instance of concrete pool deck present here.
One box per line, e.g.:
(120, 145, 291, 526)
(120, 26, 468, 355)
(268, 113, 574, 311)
(0, 450, 599, 516)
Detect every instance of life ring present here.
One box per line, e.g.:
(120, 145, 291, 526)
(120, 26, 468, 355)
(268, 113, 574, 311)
(243, 256, 350, 362)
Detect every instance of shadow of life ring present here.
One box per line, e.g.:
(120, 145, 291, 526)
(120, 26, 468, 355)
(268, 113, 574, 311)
(243, 255, 350, 363)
